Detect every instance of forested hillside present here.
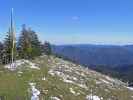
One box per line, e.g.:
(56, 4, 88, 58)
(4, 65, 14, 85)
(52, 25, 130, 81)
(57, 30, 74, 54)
(52, 44, 133, 66)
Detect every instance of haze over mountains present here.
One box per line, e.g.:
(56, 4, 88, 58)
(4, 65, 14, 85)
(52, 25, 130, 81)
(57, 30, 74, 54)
(53, 44, 133, 66)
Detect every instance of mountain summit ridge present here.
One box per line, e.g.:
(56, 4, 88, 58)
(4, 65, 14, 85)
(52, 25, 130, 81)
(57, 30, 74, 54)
(1, 54, 133, 100)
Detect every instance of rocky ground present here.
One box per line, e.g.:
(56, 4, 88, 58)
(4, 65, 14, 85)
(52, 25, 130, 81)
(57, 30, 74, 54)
(0, 55, 132, 100)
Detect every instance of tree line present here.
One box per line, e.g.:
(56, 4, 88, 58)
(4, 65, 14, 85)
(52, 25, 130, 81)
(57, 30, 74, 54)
(0, 24, 52, 64)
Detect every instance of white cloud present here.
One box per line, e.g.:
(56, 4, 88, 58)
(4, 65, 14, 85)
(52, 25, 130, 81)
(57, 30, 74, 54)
(72, 16, 80, 21)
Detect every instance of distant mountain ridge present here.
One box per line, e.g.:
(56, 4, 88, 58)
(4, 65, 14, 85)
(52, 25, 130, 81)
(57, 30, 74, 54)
(52, 44, 133, 67)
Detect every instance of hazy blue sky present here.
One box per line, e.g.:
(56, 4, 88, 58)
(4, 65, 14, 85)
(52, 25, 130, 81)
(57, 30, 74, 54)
(0, 0, 133, 45)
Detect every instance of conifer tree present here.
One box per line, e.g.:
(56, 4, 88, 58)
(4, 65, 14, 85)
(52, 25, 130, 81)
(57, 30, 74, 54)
(3, 29, 16, 64)
(43, 41, 52, 55)
(18, 24, 42, 59)
(28, 28, 42, 57)
(18, 24, 31, 59)
(0, 42, 4, 64)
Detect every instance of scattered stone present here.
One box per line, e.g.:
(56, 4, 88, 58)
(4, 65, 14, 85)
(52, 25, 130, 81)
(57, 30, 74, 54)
(70, 88, 76, 94)
(29, 82, 40, 100)
(42, 77, 46, 81)
(50, 96, 61, 100)
(86, 94, 102, 100)
(5, 59, 40, 70)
